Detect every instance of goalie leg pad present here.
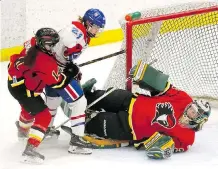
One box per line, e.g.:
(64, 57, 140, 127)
(83, 135, 130, 149)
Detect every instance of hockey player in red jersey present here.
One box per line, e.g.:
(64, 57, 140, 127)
(8, 27, 92, 163)
(84, 60, 211, 159)
(44, 8, 106, 140)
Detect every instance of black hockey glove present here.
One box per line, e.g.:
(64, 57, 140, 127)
(63, 62, 81, 81)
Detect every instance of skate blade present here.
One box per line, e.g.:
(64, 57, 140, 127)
(44, 134, 59, 141)
(21, 155, 44, 164)
(68, 146, 92, 155)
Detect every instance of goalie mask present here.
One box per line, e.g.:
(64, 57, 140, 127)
(179, 100, 211, 131)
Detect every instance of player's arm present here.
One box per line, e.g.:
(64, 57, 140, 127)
(59, 26, 86, 61)
(173, 137, 192, 153)
(36, 62, 79, 89)
(23, 60, 77, 92)
(140, 131, 194, 159)
(171, 130, 195, 153)
(161, 125, 195, 153)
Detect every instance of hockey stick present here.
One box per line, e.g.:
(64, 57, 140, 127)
(54, 87, 116, 130)
(78, 50, 125, 67)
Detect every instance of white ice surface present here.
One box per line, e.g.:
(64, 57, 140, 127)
(0, 43, 218, 169)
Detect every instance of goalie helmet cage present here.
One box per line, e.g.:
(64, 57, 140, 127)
(103, 1, 218, 101)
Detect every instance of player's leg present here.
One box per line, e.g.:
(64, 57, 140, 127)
(15, 106, 34, 140)
(44, 86, 62, 137)
(8, 81, 51, 162)
(85, 110, 133, 140)
(55, 79, 93, 154)
(85, 89, 134, 113)
(45, 86, 61, 127)
(20, 97, 51, 162)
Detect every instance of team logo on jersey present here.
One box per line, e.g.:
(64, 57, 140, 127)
(52, 70, 60, 81)
(151, 102, 176, 129)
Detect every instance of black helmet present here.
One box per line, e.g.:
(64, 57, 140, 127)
(35, 28, 60, 53)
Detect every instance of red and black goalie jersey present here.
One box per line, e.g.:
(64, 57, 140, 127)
(129, 86, 194, 152)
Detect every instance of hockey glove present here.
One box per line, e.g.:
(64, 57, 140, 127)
(63, 62, 81, 80)
(64, 44, 83, 61)
(143, 132, 175, 159)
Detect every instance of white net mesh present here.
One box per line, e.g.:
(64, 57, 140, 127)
(104, 1, 218, 100)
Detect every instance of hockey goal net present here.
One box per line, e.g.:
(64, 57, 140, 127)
(104, 2, 218, 101)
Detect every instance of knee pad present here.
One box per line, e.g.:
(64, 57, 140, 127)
(46, 96, 62, 113)
(46, 96, 62, 127)
(67, 95, 87, 117)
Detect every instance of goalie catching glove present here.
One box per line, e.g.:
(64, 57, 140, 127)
(142, 132, 175, 159)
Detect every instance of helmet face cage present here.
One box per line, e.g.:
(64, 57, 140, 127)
(83, 8, 106, 37)
(85, 21, 104, 37)
(179, 100, 211, 129)
(35, 28, 60, 53)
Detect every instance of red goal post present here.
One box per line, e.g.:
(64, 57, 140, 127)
(104, 2, 218, 100)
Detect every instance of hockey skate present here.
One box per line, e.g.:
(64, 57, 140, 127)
(21, 143, 45, 164)
(15, 121, 29, 141)
(61, 125, 93, 155)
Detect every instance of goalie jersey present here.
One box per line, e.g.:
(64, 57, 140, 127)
(129, 86, 195, 152)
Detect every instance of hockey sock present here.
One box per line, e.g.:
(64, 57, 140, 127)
(19, 106, 34, 131)
(28, 108, 51, 147)
(71, 113, 86, 137)
(68, 95, 87, 137)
